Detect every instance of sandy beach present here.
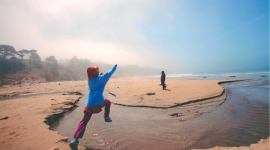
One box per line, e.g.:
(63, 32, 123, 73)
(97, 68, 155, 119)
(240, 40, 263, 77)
(0, 78, 268, 150)
(106, 78, 252, 108)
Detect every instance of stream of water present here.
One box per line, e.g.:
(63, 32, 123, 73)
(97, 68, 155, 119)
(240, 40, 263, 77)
(51, 75, 269, 150)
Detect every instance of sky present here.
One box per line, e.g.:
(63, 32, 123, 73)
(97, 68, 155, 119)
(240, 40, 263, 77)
(0, 0, 269, 74)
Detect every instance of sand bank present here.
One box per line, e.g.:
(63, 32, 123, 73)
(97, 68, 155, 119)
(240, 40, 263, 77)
(0, 93, 87, 150)
(106, 78, 253, 108)
(0, 78, 268, 150)
(0, 81, 88, 99)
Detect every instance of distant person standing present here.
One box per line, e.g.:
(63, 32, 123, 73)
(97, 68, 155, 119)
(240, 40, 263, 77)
(161, 71, 166, 90)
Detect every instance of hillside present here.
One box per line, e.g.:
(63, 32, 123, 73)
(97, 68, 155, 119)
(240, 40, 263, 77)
(0, 58, 161, 87)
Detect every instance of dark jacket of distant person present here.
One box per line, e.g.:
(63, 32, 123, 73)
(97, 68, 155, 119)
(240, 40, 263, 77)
(161, 71, 166, 83)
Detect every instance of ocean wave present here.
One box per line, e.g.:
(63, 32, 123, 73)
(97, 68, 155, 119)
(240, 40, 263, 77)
(150, 71, 269, 79)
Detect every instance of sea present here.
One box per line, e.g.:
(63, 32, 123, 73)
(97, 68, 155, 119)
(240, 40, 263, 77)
(51, 71, 269, 150)
(151, 71, 269, 80)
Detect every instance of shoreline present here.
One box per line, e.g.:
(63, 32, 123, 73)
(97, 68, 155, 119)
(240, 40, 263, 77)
(0, 78, 268, 150)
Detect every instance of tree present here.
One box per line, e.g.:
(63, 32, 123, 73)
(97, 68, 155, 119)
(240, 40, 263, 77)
(17, 49, 29, 60)
(0, 45, 26, 78)
(0, 65, 8, 79)
(64, 56, 91, 80)
(0, 57, 25, 77)
(0, 45, 17, 60)
(10, 56, 17, 61)
(29, 49, 37, 54)
(45, 56, 58, 64)
(45, 56, 59, 77)
(30, 52, 41, 61)
(31, 52, 42, 70)
(50, 65, 59, 77)
(25, 49, 38, 70)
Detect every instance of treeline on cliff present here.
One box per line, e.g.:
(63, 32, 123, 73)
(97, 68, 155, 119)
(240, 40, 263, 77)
(0, 45, 42, 78)
(0, 44, 160, 82)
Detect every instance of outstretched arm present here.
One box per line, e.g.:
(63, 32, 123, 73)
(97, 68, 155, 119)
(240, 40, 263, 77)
(99, 64, 117, 84)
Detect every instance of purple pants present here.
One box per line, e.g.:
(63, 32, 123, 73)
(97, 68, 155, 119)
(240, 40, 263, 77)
(73, 99, 111, 138)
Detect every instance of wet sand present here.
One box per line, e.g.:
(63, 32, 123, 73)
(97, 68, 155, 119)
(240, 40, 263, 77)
(0, 78, 268, 150)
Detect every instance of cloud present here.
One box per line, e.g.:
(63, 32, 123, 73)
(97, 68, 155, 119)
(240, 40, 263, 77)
(0, 0, 184, 73)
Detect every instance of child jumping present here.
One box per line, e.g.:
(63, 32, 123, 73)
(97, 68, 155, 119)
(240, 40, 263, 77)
(69, 64, 117, 150)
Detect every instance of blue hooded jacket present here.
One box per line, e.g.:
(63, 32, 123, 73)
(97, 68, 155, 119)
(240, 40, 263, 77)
(86, 64, 117, 108)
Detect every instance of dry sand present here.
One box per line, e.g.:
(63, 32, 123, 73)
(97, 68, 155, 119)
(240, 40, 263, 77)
(0, 93, 85, 150)
(0, 78, 268, 150)
(106, 78, 252, 108)
(0, 81, 88, 99)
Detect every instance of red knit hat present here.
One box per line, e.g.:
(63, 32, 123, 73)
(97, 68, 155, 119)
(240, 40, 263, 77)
(87, 67, 99, 79)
